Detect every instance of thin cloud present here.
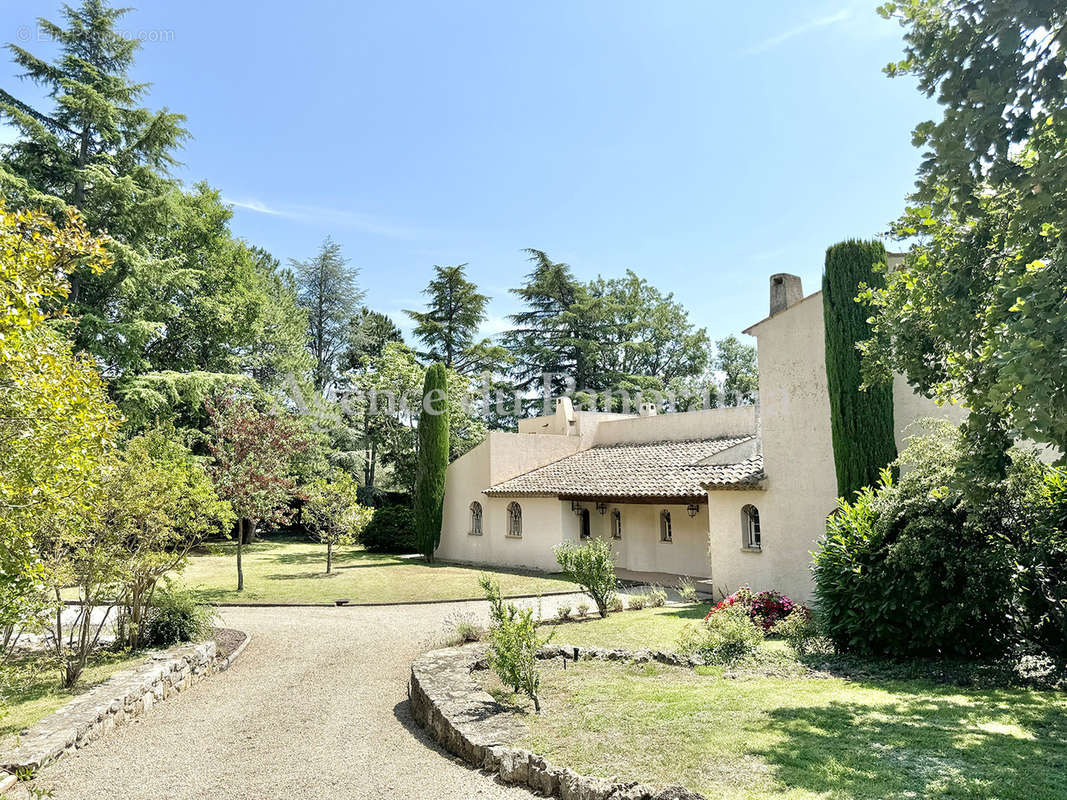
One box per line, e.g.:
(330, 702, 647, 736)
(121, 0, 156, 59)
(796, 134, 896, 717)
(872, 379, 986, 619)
(746, 8, 852, 55)
(223, 196, 421, 239)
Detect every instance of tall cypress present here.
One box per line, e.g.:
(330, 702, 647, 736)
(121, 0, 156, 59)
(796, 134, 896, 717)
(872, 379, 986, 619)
(823, 240, 896, 500)
(414, 363, 450, 562)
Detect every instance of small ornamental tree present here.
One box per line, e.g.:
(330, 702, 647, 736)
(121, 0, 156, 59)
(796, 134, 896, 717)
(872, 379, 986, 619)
(554, 537, 617, 617)
(206, 396, 308, 591)
(304, 471, 373, 573)
(823, 239, 896, 500)
(414, 364, 449, 562)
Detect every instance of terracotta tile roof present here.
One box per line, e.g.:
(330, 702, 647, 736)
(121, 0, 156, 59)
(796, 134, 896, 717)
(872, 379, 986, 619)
(484, 437, 764, 499)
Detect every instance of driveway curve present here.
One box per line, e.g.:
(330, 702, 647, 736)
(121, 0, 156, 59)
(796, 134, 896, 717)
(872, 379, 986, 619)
(28, 595, 585, 800)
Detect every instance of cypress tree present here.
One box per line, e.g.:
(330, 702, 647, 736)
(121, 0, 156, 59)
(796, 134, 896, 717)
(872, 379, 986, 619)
(823, 240, 897, 500)
(414, 363, 450, 562)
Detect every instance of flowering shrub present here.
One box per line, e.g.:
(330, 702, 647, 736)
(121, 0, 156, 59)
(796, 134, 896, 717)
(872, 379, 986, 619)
(705, 585, 803, 633)
(680, 604, 763, 664)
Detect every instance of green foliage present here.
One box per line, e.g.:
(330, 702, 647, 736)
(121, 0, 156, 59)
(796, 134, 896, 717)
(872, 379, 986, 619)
(406, 264, 506, 374)
(108, 427, 232, 649)
(555, 605, 572, 622)
(0, 204, 120, 647)
(715, 335, 758, 406)
(823, 239, 897, 499)
(866, 1, 1067, 467)
(678, 604, 764, 664)
(145, 584, 217, 648)
(678, 578, 699, 604)
(627, 594, 648, 610)
(504, 250, 711, 413)
(607, 595, 625, 613)
(303, 471, 373, 572)
(292, 236, 364, 390)
(647, 587, 668, 608)
(360, 505, 417, 553)
(414, 364, 449, 561)
(553, 537, 617, 617)
(479, 574, 547, 712)
(771, 608, 824, 657)
(813, 422, 1023, 659)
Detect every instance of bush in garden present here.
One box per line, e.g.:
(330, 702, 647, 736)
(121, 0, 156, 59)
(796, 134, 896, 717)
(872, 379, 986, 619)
(749, 590, 796, 632)
(679, 604, 764, 664)
(771, 608, 822, 657)
(813, 423, 1017, 659)
(576, 601, 590, 618)
(553, 537, 617, 617)
(677, 578, 699, 604)
(145, 586, 217, 648)
(479, 574, 547, 712)
(647, 587, 668, 608)
(555, 605, 571, 622)
(360, 505, 417, 553)
(627, 594, 648, 610)
(607, 595, 625, 613)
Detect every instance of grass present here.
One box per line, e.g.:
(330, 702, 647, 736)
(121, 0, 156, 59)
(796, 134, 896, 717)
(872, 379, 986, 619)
(543, 604, 709, 650)
(176, 535, 577, 604)
(494, 604, 1067, 799)
(1, 649, 149, 748)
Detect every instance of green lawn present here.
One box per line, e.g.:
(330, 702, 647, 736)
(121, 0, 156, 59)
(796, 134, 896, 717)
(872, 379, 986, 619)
(177, 535, 577, 604)
(544, 604, 710, 650)
(498, 605, 1067, 800)
(1, 649, 149, 748)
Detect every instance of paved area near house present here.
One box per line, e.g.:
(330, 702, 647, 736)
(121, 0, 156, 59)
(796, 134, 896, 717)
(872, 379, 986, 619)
(24, 593, 591, 800)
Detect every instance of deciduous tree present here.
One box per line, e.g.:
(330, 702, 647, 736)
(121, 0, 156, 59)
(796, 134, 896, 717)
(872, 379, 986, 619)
(303, 471, 372, 573)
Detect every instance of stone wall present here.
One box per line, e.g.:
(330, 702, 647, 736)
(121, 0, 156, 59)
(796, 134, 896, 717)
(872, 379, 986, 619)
(1, 632, 249, 777)
(409, 643, 705, 800)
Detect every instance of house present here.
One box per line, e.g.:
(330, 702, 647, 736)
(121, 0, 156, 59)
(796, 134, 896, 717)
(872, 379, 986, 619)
(437, 269, 964, 601)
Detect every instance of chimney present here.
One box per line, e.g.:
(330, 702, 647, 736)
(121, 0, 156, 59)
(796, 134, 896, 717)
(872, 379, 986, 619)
(639, 402, 658, 417)
(769, 273, 803, 316)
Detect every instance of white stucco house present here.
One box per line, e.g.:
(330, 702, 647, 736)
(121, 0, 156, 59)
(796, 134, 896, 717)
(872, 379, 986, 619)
(437, 267, 964, 602)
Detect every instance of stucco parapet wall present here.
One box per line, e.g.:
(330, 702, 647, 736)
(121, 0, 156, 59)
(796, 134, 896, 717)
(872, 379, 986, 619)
(408, 643, 707, 800)
(1, 632, 250, 775)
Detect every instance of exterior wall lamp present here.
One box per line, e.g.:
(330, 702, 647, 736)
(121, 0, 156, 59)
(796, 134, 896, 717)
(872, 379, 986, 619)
(686, 504, 699, 518)
(570, 500, 583, 514)
(595, 502, 607, 515)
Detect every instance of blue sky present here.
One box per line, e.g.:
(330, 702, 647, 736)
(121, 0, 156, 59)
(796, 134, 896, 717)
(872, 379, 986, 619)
(1, 1, 934, 345)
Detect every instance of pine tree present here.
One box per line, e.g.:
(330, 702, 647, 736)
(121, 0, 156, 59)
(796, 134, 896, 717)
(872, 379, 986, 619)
(414, 364, 449, 562)
(823, 239, 896, 499)
(405, 264, 505, 373)
(504, 249, 594, 400)
(291, 237, 364, 390)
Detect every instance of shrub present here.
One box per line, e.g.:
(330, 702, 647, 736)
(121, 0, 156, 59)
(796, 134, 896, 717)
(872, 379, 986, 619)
(555, 605, 571, 622)
(553, 538, 617, 617)
(576, 601, 590, 618)
(813, 424, 1017, 659)
(145, 586, 216, 648)
(479, 575, 546, 711)
(647, 587, 668, 608)
(771, 608, 822, 657)
(749, 590, 796, 632)
(679, 604, 763, 664)
(627, 594, 648, 610)
(677, 578, 699, 604)
(607, 595, 625, 613)
(442, 611, 483, 645)
(360, 505, 416, 553)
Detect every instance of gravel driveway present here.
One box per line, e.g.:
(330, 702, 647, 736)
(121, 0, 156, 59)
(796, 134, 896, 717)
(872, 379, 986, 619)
(25, 594, 588, 800)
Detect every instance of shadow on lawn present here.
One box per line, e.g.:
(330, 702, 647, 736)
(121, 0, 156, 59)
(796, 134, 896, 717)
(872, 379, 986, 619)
(758, 688, 1067, 800)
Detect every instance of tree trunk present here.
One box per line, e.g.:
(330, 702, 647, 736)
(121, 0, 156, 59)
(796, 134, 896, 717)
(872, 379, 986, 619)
(326, 538, 333, 573)
(236, 519, 245, 591)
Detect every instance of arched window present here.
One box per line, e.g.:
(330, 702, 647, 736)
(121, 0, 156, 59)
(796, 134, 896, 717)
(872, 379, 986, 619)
(506, 502, 522, 538)
(469, 501, 482, 535)
(611, 509, 622, 540)
(579, 507, 591, 539)
(659, 510, 672, 543)
(741, 504, 761, 550)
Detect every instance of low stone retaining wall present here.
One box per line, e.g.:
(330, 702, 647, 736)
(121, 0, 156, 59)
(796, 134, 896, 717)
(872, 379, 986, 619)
(1, 631, 250, 778)
(409, 643, 706, 800)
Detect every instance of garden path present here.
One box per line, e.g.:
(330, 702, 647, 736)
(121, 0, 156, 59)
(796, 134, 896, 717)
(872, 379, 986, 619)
(23, 593, 592, 799)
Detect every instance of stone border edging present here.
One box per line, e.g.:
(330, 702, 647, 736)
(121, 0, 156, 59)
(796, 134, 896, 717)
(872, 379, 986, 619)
(409, 643, 706, 800)
(0, 631, 250, 779)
